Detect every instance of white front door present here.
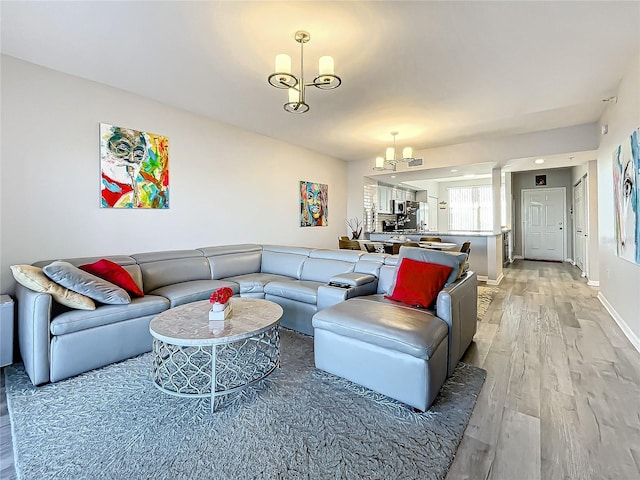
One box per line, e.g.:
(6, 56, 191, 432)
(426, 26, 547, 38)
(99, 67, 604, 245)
(573, 177, 587, 274)
(523, 188, 565, 261)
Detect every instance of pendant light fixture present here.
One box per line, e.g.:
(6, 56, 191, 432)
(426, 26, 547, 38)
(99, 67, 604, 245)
(373, 132, 415, 171)
(268, 30, 341, 114)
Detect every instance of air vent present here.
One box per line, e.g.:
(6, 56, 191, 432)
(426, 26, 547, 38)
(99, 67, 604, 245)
(408, 158, 423, 167)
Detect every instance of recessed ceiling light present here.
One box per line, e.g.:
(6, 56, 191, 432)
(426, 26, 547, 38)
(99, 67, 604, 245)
(464, 174, 475, 178)
(390, 175, 396, 178)
(534, 158, 544, 164)
(450, 169, 458, 173)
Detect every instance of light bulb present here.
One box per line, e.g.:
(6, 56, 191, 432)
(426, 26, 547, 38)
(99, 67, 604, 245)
(375, 157, 385, 169)
(318, 56, 334, 82)
(288, 88, 299, 104)
(385, 147, 395, 161)
(275, 54, 291, 74)
(275, 54, 292, 84)
(402, 146, 413, 159)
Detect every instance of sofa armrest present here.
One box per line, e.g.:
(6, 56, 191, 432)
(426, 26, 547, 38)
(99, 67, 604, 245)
(317, 277, 378, 311)
(436, 271, 478, 376)
(16, 284, 53, 385)
(328, 272, 376, 288)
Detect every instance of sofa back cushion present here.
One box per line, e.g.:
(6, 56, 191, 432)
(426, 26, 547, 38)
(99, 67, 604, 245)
(354, 253, 388, 277)
(395, 246, 467, 286)
(377, 265, 397, 294)
(300, 249, 361, 283)
(260, 245, 312, 278)
(131, 250, 210, 293)
(198, 244, 262, 279)
(300, 258, 355, 283)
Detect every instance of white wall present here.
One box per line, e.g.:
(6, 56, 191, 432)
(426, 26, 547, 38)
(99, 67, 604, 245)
(0, 56, 348, 293)
(596, 59, 640, 348)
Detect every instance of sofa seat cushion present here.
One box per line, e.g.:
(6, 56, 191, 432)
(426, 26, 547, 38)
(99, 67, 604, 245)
(50, 295, 170, 336)
(312, 297, 447, 360)
(263, 280, 323, 305)
(149, 280, 240, 308)
(222, 273, 295, 295)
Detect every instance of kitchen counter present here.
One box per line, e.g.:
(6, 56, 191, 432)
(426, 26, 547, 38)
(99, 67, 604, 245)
(368, 231, 508, 285)
(369, 230, 508, 238)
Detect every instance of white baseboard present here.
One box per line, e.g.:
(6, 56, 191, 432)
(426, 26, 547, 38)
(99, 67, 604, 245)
(477, 273, 503, 285)
(513, 255, 524, 260)
(597, 292, 640, 353)
(587, 279, 600, 287)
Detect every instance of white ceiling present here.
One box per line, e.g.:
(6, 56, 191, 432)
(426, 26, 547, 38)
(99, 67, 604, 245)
(2, 1, 638, 177)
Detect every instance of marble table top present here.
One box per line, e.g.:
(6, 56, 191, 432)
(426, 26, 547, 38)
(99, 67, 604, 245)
(149, 297, 283, 346)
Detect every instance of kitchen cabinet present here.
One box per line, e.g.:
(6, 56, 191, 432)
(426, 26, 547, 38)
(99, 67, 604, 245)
(377, 184, 416, 213)
(377, 185, 393, 213)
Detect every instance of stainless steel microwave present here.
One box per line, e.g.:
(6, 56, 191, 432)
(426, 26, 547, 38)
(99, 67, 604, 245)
(392, 200, 405, 214)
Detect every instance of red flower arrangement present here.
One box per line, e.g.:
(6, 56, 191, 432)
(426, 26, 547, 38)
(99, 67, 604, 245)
(209, 287, 234, 305)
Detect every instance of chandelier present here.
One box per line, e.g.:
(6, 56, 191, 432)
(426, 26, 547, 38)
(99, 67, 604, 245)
(268, 30, 341, 114)
(373, 132, 415, 171)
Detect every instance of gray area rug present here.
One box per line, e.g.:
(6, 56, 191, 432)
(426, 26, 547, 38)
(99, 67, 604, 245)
(6, 329, 486, 480)
(477, 285, 499, 321)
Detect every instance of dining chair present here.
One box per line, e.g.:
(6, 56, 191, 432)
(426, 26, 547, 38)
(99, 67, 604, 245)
(460, 241, 471, 254)
(420, 237, 442, 242)
(338, 238, 362, 250)
(392, 242, 419, 255)
(363, 243, 377, 253)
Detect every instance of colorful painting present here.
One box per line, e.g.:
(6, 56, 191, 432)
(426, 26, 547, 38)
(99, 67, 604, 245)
(100, 123, 169, 209)
(300, 181, 328, 227)
(612, 128, 640, 264)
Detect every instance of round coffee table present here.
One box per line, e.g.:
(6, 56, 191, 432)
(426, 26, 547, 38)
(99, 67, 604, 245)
(149, 297, 283, 412)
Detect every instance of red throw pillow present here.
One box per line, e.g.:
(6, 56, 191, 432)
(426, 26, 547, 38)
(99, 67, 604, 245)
(80, 259, 144, 297)
(385, 258, 453, 308)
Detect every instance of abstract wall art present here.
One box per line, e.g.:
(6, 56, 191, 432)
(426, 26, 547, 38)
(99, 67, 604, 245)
(100, 123, 169, 209)
(612, 128, 640, 264)
(300, 181, 328, 227)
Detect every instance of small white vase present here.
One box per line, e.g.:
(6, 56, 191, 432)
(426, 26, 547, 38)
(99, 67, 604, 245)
(211, 302, 227, 312)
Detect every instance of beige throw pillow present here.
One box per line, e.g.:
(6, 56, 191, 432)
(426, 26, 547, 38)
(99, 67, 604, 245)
(10, 264, 96, 310)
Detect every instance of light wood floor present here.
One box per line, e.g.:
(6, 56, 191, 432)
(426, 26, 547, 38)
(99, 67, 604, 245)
(1, 260, 639, 479)
(447, 260, 640, 480)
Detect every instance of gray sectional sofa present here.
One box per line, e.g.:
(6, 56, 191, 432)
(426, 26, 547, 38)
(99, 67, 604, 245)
(15, 243, 477, 410)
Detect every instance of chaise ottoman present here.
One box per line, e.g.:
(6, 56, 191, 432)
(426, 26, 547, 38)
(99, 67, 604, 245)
(312, 297, 449, 411)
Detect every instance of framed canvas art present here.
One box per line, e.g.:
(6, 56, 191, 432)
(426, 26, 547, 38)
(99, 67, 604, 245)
(612, 128, 640, 264)
(100, 123, 169, 209)
(300, 181, 328, 227)
(535, 175, 547, 186)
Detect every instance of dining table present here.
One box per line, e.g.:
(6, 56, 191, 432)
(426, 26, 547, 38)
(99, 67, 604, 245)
(418, 241, 458, 251)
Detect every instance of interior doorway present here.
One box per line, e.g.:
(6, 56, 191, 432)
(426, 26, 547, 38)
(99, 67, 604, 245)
(573, 175, 588, 276)
(522, 187, 566, 261)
